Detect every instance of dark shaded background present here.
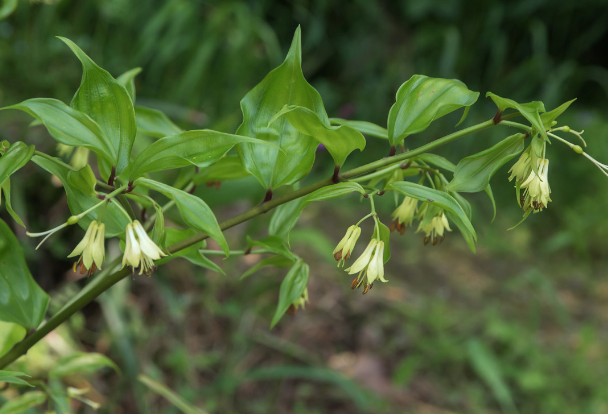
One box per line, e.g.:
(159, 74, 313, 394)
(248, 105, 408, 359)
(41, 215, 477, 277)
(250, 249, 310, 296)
(1, 0, 608, 413)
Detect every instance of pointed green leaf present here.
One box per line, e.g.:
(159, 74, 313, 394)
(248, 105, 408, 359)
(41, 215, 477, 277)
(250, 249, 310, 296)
(486, 92, 547, 142)
(134, 106, 183, 138)
(389, 182, 476, 251)
(130, 130, 275, 180)
(59, 37, 136, 175)
(329, 118, 388, 139)
(0, 370, 32, 388)
(192, 155, 250, 184)
(388, 75, 479, 145)
(32, 155, 130, 237)
(0, 391, 47, 414)
(49, 352, 119, 378)
(236, 26, 328, 190)
(271, 105, 365, 166)
(376, 221, 391, 263)
(415, 153, 456, 172)
(0, 141, 34, 194)
(136, 178, 228, 255)
(271, 260, 309, 328)
(447, 133, 525, 193)
(484, 185, 497, 223)
(0, 219, 49, 329)
(1, 99, 116, 163)
(540, 99, 576, 129)
(116, 67, 142, 103)
(67, 165, 97, 197)
(268, 198, 304, 239)
(2, 180, 25, 228)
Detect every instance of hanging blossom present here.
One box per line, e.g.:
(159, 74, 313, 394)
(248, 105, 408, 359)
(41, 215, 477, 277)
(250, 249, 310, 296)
(390, 196, 418, 235)
(333, 225, 361, 267)
(122, 220, 167, 276)
(520, 158, 551, 212)
(508, 151, 532, 182)
(287, 288, 309, 315)
(417, 211, 451, 245)
(346, 238, 387, 294)
(68, 221, 105, 277)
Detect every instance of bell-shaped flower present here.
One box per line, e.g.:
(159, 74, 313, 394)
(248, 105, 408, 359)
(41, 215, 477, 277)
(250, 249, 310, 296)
(521, 158, 551, 211)
(333, 225, 361, 267)
(508, 151, 531, 182)
(390, 196, 418, 235)
(417, 211, 451, 245)
(68, 221, 105, 277)
(121, 220, 166, 276)
(346, 239, 388, 294)
(287, 288, 309, 315)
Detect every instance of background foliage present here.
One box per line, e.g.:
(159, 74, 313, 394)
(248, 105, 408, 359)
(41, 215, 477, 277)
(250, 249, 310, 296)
(1, 0, 608, 412)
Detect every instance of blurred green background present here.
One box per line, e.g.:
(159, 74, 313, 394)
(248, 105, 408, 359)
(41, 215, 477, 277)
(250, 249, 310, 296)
(1, 0, 608, 413)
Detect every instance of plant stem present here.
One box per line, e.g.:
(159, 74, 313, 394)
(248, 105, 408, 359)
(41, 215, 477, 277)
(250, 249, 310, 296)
(199, 249, 274, 256)
(0, 116, 504, 369)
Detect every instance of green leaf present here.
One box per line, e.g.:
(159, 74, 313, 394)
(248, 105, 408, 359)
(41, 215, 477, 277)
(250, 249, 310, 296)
(271, 182, 365, 242)
(447, 133, 525, 193)
(236, 26, 329, 190)
(0, 370, 33, 388)
(271, 260, 309, 328)
(1, 180, 25, 228)
(486, 92, 547, 142)
(247, 235, 296, 260)
(540, 99, 576, 129)
(268, 198, 304, 240)
(130, 130, 274, 180)
(116, 67, 142, 103)
(415, 153, 456, 172)
(270, 105, 365, 166)
(485, 185, 497, 223)
(32, 155, 130, 237)
(192, 155, 250, 184)
(139, 374, 209, 414)
(1, 99, 116, 163)
(59, 37, 136, 175)
(389, 182, 476, 252)
(450, 190, 472, 220)
(159, 228, 224, 275)
(67, 165, 97, 197)
(329, 118, 388, 139)
(0, 391, 47, 414)
(136, 178, 228, 255)
(0, 219, 49, 329)
(241, 256, 295, 280)
(0, 0, 17, 21)
(387, 75, 479, 145)
(445, 210, 477, 253)
(134, 106, 183, 138)
(0, 141, 35, 185)
(49, 352, 119, 379)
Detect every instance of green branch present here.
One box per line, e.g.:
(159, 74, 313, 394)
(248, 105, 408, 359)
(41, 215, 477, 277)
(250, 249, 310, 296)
(0, 117, 505, 369)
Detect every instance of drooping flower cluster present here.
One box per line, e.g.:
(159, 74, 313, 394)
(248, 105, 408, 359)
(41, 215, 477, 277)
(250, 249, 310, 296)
(346, 238, 387, 294)
(333, 225, 361, 267)
(417, 211, 451, 245)
(68, 221, 105, 277)
(390, 196, 418, 234)
(520, 158, 551, 212)
(122, 220, 167, 276)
